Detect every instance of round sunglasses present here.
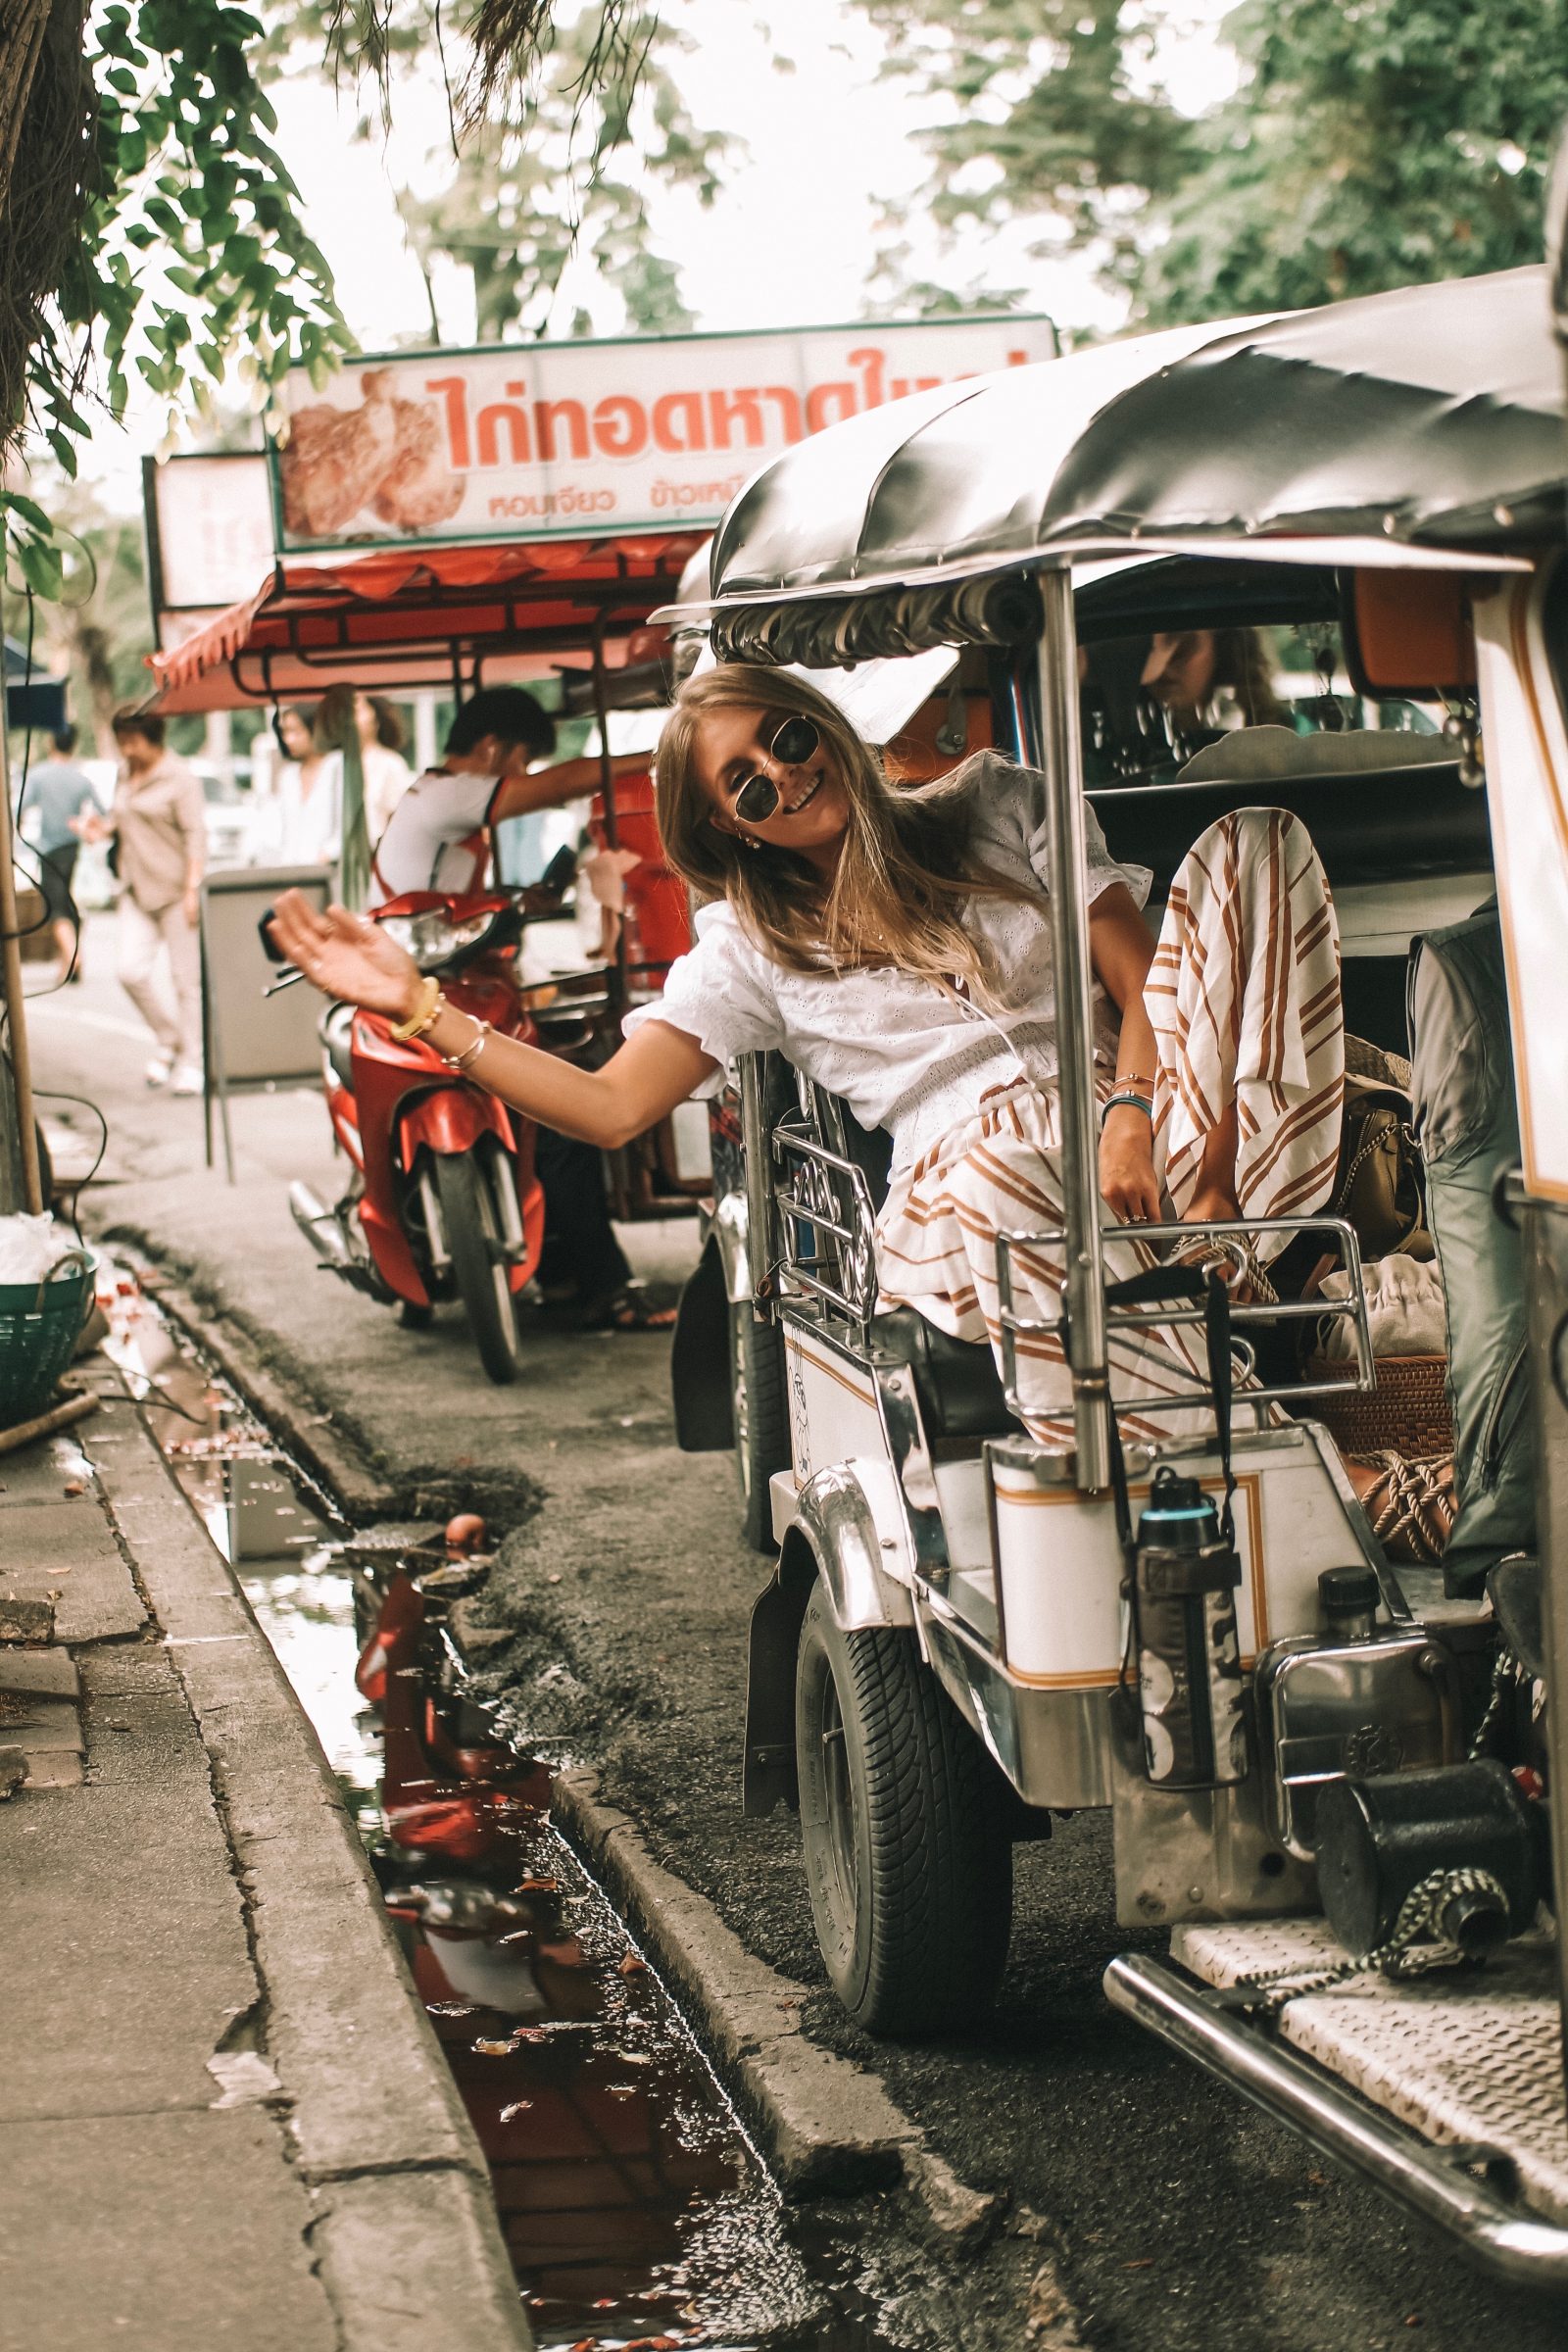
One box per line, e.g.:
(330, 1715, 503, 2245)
(731, 714, 821, 825)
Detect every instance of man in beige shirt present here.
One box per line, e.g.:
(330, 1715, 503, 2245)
(89, 710, 207, 1093)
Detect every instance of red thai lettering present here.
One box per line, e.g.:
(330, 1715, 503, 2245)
(592, 395, 648, 457)
(424, 376, 471, 470)
(475, 383, 531, 466)
(806, 380, 857, 432)
(848, 347, 886, 409)
(535, 399, 590, 461)
(708, 387, 766, 449)
(761, 386, 804, 441)
(653, 392, 708, 454)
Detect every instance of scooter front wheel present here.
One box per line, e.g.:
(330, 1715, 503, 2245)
(433, 1147, 523, 1385)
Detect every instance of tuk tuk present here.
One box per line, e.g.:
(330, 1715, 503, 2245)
(666, 263, 1568, 2279)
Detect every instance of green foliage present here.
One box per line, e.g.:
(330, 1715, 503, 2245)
(8, 0, 663, 602)
(856, 0, 1196, 250)
(5, 0, 356, 600)
(1137, 0, 1568, 321)
(389, 2, 735, 337)
(852, 0, 1568, 323)
(35, 506, 158, 749)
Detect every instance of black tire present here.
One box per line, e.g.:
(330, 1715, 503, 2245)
(796, 1580, 1012, 2035)
(729, 1299, 791, 1550)
(433, 1147, 522, 1385)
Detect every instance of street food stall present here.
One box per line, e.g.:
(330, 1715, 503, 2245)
(143, 314, 1054, 1332)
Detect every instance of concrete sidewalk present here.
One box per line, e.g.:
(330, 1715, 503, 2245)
(0, 1348, 530, 2352)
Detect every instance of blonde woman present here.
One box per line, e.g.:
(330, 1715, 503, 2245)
(270, 664, 1345, 1440)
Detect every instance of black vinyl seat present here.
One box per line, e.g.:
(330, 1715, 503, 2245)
(320, 1001, 356, 1091)
(868, 1307, 1020, 1440)
(1090, 746, 1488, 896)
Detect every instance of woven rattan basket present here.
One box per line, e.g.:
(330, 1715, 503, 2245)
(1302, 1352, 1453, 1459)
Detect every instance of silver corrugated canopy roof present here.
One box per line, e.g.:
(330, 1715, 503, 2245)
(702, 270, 1563, 616)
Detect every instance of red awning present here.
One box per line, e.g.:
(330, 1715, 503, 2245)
(148, 533, 707, 713)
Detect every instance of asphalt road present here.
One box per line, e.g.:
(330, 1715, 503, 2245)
(27, 920, 1568, 2352)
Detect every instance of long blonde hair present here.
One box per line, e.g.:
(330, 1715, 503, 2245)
(654, 664, 1032, 1005)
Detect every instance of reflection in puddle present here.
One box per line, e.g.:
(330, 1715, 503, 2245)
(102, 1272, 826, 2350)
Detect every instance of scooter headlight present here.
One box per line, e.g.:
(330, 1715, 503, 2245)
(376, 908, 498, 971)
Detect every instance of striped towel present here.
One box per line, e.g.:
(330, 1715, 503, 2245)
(1150, 808, 1343, 1253)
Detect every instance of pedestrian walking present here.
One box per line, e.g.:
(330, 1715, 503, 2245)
(88, 710, 207, 1094)
(21, 724, 98, 984)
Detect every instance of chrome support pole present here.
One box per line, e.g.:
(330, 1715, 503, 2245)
(1034, 570, 1109, 1490)
(740, 1054, 775, 1309)
(1105, 1954, 1568, 2285)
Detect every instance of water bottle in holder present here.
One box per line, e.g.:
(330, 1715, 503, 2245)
(1133, 1466, 1246, 1788)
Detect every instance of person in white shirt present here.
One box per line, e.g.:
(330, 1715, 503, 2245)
(366, 687, 666, 1328)
(266, 705, 340, 867)
(270, 663, 1348, 1426)
(310, 687, 415, 861)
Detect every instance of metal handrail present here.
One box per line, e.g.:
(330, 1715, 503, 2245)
(772, 1121, 880, 1325)
(994, 1213, 1376, 1423)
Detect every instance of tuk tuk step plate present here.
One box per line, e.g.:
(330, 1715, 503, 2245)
(1172, 1920, 1568, 2224)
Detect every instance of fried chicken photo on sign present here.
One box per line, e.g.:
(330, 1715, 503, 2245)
(369, 375, 466, 533)
(279, 372, 400, 539)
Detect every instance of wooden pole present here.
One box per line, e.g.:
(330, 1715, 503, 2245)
(0, 663, 45, 1215)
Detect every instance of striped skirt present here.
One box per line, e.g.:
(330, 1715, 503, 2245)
(875, 809, 1343, 1445)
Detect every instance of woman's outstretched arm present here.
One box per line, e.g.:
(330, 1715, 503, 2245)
(268, 889, 718, 1151)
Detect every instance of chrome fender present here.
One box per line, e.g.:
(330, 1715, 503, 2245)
(712, 1188, 753, 1305)
(786, 1461, 915, 1633)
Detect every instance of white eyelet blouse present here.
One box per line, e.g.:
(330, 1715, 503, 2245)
(621, 753, 1152, 1178)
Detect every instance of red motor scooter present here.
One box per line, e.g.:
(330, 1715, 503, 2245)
(287, 875, 564, 1384)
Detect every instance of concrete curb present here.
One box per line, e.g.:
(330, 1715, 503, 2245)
(551, 1765, 1001, 2250)
(95, 1369, 531, 2351)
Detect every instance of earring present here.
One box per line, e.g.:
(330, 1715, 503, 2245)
(739, 834, 760, 852)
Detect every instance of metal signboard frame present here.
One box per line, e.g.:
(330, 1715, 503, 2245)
(142, 452, 275, 651)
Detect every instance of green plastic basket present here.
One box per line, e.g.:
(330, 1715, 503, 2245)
(0, 1250, 96, 1429)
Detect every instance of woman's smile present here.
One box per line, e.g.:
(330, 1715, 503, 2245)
(780, 768, 825, 816)
(691, 702, 851, 869)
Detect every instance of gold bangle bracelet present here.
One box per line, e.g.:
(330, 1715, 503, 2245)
(389, 974, 443, 1042)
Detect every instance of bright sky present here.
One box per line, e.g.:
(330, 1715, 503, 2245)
(73, 0, 1238, 503)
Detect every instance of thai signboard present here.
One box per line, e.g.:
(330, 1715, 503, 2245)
(269, 316, 1057, 556)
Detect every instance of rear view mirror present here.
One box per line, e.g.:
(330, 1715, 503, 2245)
(1341, 569, 1477, 701)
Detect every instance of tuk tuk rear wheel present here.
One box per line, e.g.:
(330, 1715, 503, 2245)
(729, 1300, 790, 1551)
(795, 1581, 1012, 2035)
